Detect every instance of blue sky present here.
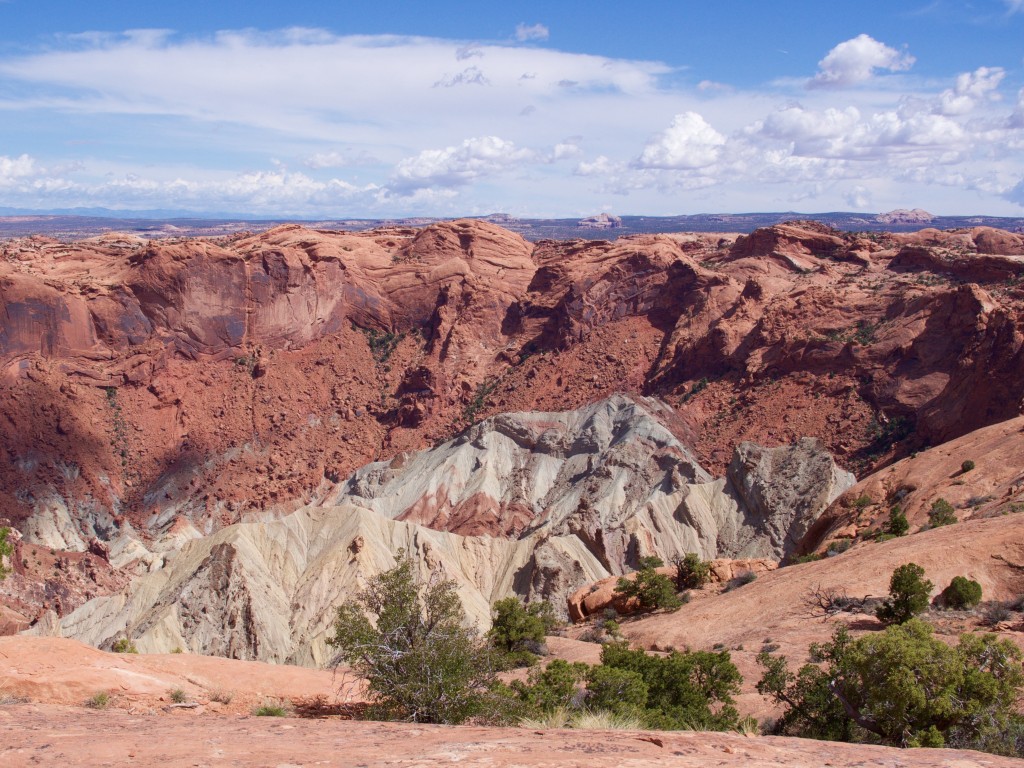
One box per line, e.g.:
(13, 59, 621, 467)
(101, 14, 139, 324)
(1, 1, 1023, 217)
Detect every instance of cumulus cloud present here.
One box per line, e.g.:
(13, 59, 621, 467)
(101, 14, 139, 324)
(391, 136, 535, 193)
(574, 155, 618, 177)
(844, 185, 872, 209)
(0, 154, 40, 184)
(937, 67, 1005, 116)
(809, 34, 915, 88)
(515, 24, 550, 42)
(634, 112, 726, 170)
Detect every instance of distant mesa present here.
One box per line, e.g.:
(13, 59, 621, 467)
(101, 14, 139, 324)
(481, 212, 521, 225)
(578, 212, 622, 229)
(874, 208, 935, 225)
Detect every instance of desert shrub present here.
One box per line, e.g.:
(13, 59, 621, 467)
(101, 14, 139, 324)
(518, 706, 571, 729)
(725, 571, 757, 590)
(327, 554, 502, 724)
(852, 494, 873, 510)
(253, 701, 288, 717)
(614, 557, 682, 612)
(674, 553, 712, 590)
(598, 641, 742, 731)
(961, 459, 976, 473)
(758, 620, 1024, 751)
(826, 538, 853, 556)
(938, 576, 982, 610)
(511, 641, 742, 732)
(585, 665, 648, 716)
(578, 625, 608, 644)
(885, 505, 909, 537)
(789, 552, 823, 565)
(488, 597, 556, 667)
(511, 659, 589, 713)
(85, 692, 110, 709)
(981, 602, 1012, 626)
(804, 585, 863, 617)
(876, 563, 933, 625)
(168, 688, 187, 704)
(0, 527, 12, 580)
(209, 689, 234, 704)
(570, 709, 645, 730)
(111, 638, 138, 654)
(928, 498, 958, 527)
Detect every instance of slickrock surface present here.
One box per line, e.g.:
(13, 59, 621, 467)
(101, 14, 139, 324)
(2, 704, 1018, 768)
(804, 413, 1024, 551)
(0, 636, 345, 713)
(613, 512, 1024, 712)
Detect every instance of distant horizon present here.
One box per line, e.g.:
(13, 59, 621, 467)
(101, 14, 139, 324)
(1, 205, 1021, 223)
(1, 3, 1022, 219)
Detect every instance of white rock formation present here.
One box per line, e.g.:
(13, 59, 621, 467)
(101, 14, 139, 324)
(28, 395, 854, 664)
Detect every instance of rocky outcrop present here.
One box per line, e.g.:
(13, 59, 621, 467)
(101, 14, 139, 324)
(567, 558, 777, 621)
(724, 439, 855, 556)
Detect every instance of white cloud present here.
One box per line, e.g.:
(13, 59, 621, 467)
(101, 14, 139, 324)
(809, 34, 915, 88)
(1005, 0, 1024, 14)
(0, 29, 1022, 216)
(391, 136, 535, 193)
(434, 66, 490, 87)
(844, 185, 872, 209)
(550, 141, 583, 161)
(634, 112, 726, 170)
(0, 154, 39, 184)
(1011, 89, 1024, 129)
(937, 66, 1005, 115)
(760, 106, 862, 139)
(304, 150, 379, 169)
(574, 155, 617, 177)
(515, 24, 550, 42)
(0, 154, 380, 215)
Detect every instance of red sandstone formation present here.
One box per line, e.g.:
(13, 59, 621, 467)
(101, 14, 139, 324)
(4, 218, 1024, 627)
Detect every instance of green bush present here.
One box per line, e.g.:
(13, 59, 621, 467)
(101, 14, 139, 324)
(585, 665, 648, 716)
(826, 539, 853, 556)
(876, 563, 933, 625)
(928, 498, 958, 527)
(488, 597, 556, 667)
(758, 619, 1024, 751)
(253, 702, 288, 717)
(885, 505, 909, 537)
(939, 576, 982, 610)
(614, 557, 682, 612)
(789, 552, 823, 565)
(169, 688, 187, 704)
(0, 527, 12, 580)
(598, 641, 742, 731)
(725, 571, 757, 590)
(674, 553, 712, 590)
(511, 659, 588, 713)
(961, 459, 976, 473)
(85, 692, 110, 710)
(509, 642, 742, 732)
(111, 638, 138, 654)
(327, 554, 501, 724)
